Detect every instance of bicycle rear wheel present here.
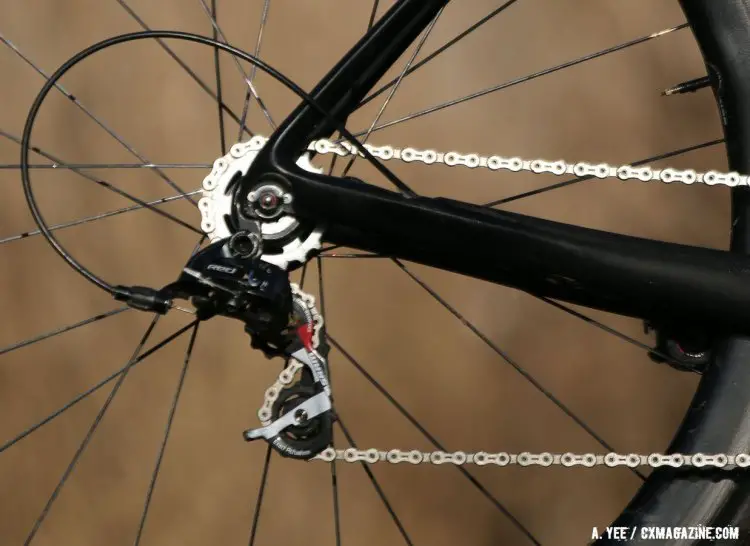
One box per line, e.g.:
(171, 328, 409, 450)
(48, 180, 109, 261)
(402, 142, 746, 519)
(1, 1, 750, 545)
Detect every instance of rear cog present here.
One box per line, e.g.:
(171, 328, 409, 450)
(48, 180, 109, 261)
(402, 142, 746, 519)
(198, 137, 323, 270)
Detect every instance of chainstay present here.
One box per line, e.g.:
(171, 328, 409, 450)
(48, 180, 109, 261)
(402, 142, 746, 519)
(222, 136, 741, 188)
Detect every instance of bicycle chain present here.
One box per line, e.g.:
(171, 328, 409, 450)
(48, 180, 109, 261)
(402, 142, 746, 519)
(312, 449, 750, 469)
(226, 141, 744, 469)
(204, 135, 743, 195)
(307, 138, 736, 185)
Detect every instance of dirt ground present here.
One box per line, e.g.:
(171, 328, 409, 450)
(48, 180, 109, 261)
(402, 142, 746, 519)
(0, 1, 732, 545)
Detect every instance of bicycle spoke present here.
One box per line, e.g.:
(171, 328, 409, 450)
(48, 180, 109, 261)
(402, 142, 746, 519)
(486, 138, 725, 206)
(366, 0, 380, 31)
(2, 131, 202, 235)
(238, 0, 272, 142)
(326, 153, 340, 177)
(352, 24, 688, 138)
(197, 0, 277, 131)
(360, 0, 520, 108)
(327, 334, 541, 546)
(318, 245, 342, 254)
(340, 8, 445, 179)
(317, 257, 326, 313)
(0, 308, 128, 357)
(330, 443, 341, 545)
(337, 416, 413, 546)
(134, 322, 199, 546)
(210, 0, 227, 155)
(0, 320, 196, 455)
(0, 163, 211, 170)
(316, 257, 341, 546)
(0, 34, 198, 207)
(392, 259, 647, 481)
(114, 0, 254, 139)
(24, 315, 165, 545)
(319, 253, 385, 259)
(536, 297, 679, 369)
(247, 444, 272, 546)
(1, 190, 201, 246)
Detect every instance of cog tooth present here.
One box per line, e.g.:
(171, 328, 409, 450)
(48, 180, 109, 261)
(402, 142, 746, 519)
(199, 139, 323, 269)
(260, 227, 324, 270)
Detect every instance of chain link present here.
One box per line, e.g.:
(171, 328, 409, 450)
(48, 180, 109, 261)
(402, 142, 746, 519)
(305, 137, 740, 186)
(206, 136, 743, 192)
(315, 139, 737, 184)
(312, 449, 750, 469)
(231, 140, 746, 469)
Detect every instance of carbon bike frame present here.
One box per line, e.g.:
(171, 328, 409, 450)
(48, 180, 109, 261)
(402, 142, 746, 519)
(238, 0, 750, 335)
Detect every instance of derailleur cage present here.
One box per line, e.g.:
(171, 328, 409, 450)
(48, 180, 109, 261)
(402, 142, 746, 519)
(265, 373, 335, 459)
(242, 287, 334, 459)
(156, 236, 334, 459)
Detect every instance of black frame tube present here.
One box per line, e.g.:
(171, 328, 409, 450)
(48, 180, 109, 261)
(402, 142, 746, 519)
(240, 0, 750, 334)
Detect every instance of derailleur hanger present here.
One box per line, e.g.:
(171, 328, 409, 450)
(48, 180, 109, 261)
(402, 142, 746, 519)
(644, 321, 714, 373)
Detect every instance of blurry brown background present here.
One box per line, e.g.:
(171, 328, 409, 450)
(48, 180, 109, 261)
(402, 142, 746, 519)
(0, 1, 732, 544)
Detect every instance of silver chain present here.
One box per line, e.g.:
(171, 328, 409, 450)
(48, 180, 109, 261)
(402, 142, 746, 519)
(226, 139, 744, 469)
(217, 135, 743, 190)
(313, 449, 750, 469)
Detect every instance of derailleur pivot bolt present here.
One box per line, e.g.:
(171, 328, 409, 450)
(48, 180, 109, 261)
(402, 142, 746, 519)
(227, 231, 262, 260)
(246, 182, 292, 220)
(259, 192, 279, 211)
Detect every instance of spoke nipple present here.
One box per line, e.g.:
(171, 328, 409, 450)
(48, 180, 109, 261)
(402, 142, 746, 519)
(662, 75, 711, 96)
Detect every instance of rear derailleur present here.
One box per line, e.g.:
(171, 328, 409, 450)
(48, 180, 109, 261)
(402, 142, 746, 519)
(118, 232, 333, 460)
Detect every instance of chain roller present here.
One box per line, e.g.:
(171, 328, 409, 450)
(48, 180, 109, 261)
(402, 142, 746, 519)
(256, 283, 323, 425)
(212, 136, 743, 190)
